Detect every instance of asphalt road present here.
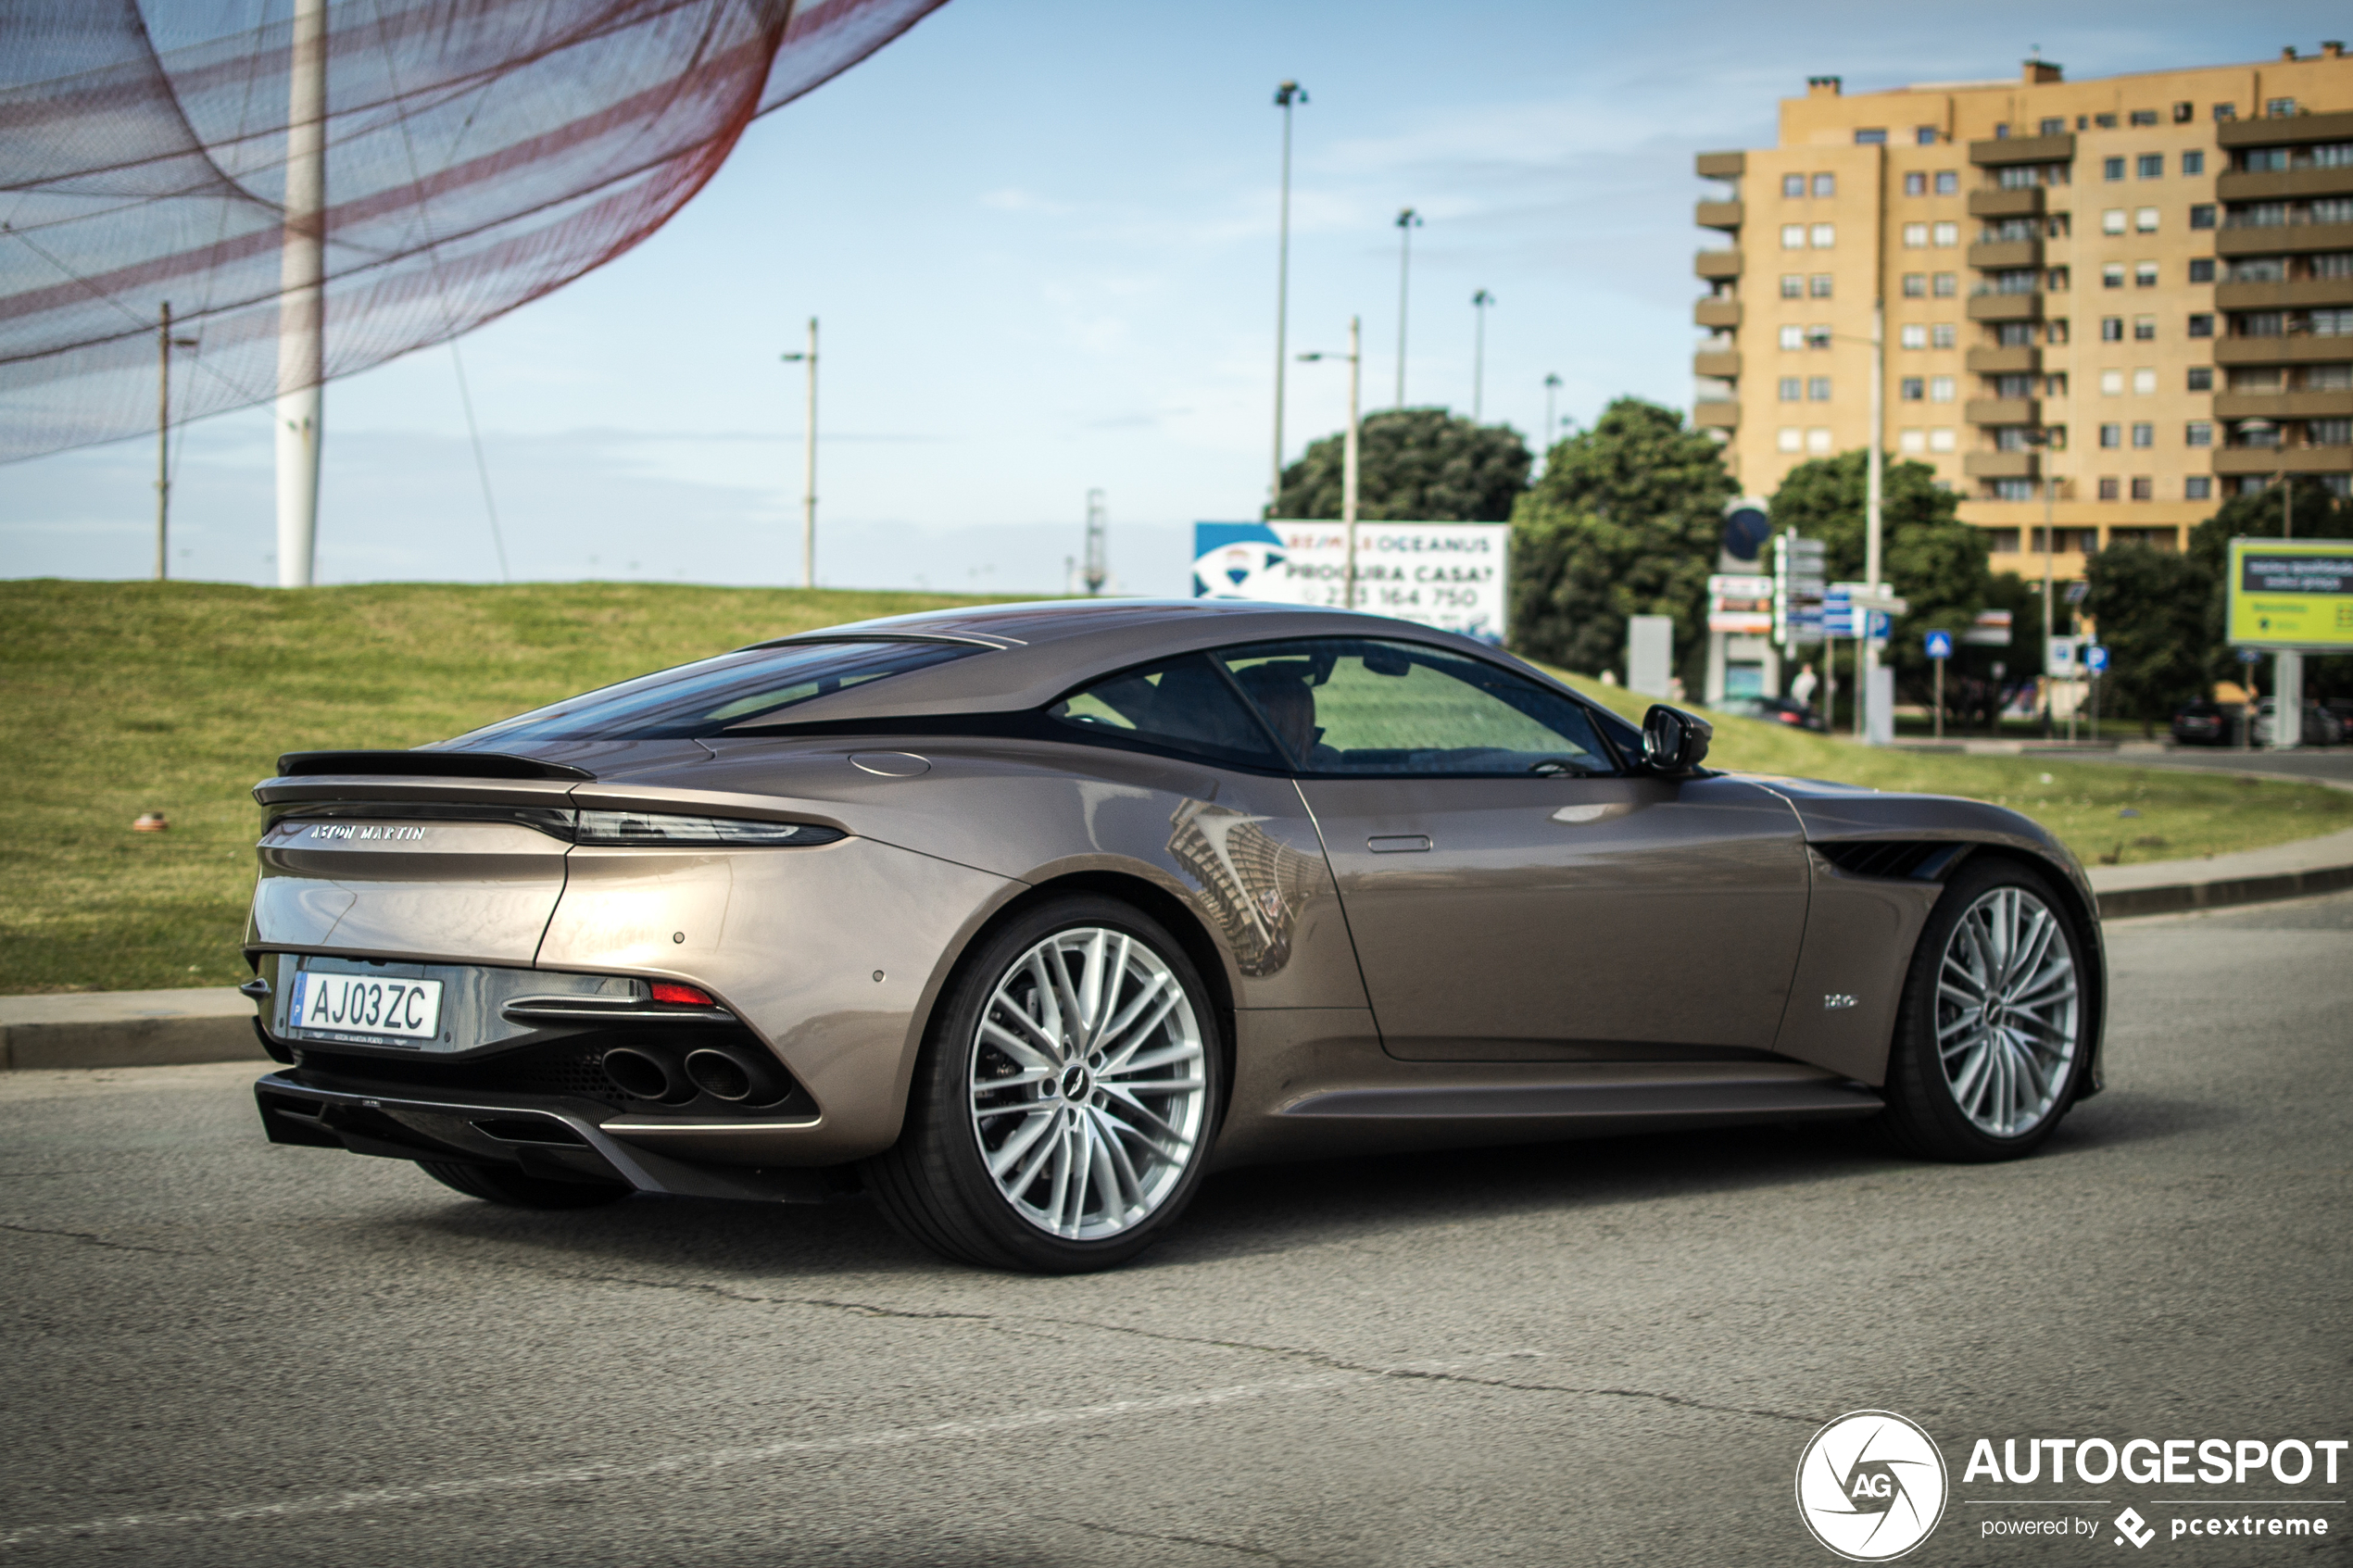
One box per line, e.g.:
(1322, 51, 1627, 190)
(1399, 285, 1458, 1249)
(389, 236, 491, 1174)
(4, 894, 2349, 1567)
(2084, 746, 2353, 786)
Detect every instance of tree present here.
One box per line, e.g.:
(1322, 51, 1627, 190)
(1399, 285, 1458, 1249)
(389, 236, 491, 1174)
(2186, 483, 2353, 702)
(1271, 408, 1529, 522)
(2080, 544, 2210, 734)
(1509, 397, 1734, 683)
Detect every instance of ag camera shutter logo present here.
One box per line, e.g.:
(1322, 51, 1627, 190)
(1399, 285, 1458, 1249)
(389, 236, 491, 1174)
(1796, 1410, 1949, 1561)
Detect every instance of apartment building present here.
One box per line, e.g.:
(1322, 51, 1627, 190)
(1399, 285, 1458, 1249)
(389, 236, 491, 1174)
(1692, 45, 2353, 578)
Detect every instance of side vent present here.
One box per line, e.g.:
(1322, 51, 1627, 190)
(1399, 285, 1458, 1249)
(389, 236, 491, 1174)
(1814, 840, 1969, 882)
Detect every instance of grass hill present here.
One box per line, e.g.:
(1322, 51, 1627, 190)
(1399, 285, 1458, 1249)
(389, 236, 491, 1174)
(5, 580, 2345, 994)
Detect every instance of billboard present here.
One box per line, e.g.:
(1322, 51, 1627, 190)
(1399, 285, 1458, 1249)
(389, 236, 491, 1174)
(1191, 520, 1510, 642)
(2227, 537, 2353, 651)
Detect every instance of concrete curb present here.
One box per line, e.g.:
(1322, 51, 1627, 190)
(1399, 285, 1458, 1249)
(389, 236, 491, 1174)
(2087, 825, 2353, 920)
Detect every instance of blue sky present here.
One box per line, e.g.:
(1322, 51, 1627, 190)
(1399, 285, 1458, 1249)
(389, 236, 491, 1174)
(6, 2, 2345, 596)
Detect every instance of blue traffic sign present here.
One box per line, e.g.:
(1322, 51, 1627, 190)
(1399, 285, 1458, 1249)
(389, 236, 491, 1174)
(1924, 630, 1954, 659)
(2085, 644, 2108, 674)
(2237, 648, 2261, 664)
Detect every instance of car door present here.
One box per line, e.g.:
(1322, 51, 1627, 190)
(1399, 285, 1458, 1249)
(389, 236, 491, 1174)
(1214, 637, 1811, 1062)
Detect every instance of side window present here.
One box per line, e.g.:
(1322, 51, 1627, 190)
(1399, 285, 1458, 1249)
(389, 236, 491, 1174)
(1214, 639, 1617, 776)
(1047, 654, 1285, 769)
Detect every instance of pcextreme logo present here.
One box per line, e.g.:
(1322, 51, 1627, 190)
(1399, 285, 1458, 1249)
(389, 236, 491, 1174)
(1796, 1411, 1951, 1562)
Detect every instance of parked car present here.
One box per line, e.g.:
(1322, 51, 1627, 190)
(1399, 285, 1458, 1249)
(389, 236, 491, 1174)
(2254, 698, 2346, 747)
(1717, 695, 1827, 732)
(2325, 698, 2353, 742)
(2170, 699, 2236, 746)
(245, 600, 2108, 1272)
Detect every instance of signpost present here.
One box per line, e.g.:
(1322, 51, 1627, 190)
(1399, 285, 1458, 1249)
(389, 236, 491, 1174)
(1830, 582, 1907, 741)
(2226, 535, 2353, 752)
(2084, 643, 2108, 739)
(1925, 629, 1953, 739)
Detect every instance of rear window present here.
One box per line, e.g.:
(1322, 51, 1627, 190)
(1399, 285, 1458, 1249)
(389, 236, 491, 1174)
(446, 640, 977, 743)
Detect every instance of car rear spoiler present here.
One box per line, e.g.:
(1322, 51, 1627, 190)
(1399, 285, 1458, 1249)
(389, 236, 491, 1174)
(273, 750, 593, 781)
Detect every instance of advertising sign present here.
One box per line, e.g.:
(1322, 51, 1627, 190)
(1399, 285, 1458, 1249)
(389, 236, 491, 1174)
(1963, 608, 2013, 646)
(2227, 537, 2353, 650)
(1192, 520, 1509, 641)
(1707, 573, 1775, 635)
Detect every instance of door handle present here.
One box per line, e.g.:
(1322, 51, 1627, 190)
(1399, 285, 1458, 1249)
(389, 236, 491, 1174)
(1366, 834, 1431, 854)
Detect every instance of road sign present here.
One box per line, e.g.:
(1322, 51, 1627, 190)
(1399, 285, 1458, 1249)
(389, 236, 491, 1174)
(1963, 608, 2013, 646)
(2047, 635, 2081, 676)
(2085, 644, 2108, 674)
(2237, 647, 2261, 664)
(1865, 609, 1891, 642)
(1722, 499, 1772, 562)
(1773, 533, 1826, 646)
(1708, 573, 1775, 634)
(1924, 630, 1954, 660)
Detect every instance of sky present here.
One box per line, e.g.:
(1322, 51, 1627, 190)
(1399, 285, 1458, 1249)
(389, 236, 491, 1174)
(6, 2, 2347, 597)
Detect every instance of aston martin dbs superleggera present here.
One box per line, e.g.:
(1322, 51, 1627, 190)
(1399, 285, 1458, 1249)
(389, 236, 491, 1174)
(245, 599, 2104, 1271)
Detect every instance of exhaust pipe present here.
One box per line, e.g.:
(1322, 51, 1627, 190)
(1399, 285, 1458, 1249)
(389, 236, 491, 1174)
(601, 1045, 687, 1103)
(683, 1046, 786, 1107)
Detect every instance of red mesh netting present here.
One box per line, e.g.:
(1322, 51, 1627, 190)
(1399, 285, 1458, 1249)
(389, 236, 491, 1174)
(0, 0, 944, 462)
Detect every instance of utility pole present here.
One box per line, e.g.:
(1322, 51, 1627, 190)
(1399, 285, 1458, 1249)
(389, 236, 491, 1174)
(274, 0, 328, 588)
(779, 318, 818, 588)
(1469, 289, 1494, 420)
(1861, 299, 1885, 742)
(1269, 81, 1307, 506)
(1393, 207, 1420, 408)
(1083, 488, 1107, 596)
(154, 304, 196, 582)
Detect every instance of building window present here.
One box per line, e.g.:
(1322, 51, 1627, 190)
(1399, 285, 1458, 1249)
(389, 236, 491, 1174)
(1806, 324, 1832, 348)
(2319, 253, 2353, 279)
(2132, 422, 2154, 447)
(2130, 109, 2158, 127)
(2101, 317, 2124, 343)
(2138, 154, 2164, 179)
(1898, 428, 1926, 453)
(1778, 427, 1804, 452)
(1811, 223, 1835, 247)
(1997, 321, 2034, 347)
(2188, 257, 2215, 282)
(2266, 97, 2296, 118)
(1779, 377, 1803, 401)
(1904, 172, 1926, 196)
(2100, 370, 2123, 395)
(1902, 221, 1928, 247)
(1903, 273, 1927, 297)
(2189, 204, 2217, 230)
(2102, 263, 2125, 289)
(2238, 310, 2284, 336)
(1899, 323, 1927, 349)
(2099, 423, 2122, 448)
(1900, 376, 1925, 401)
(2136, 207, 2159, 232)
(1929, 375, 1956, 402)
(2185, 475, 2213, 500)
(1780, 325, 1805, 351)
(1993, 373, 2036, 398)
(2103, 208, 2127, 234)
(2130, 476, 2154, 500)
(2188, 313, 2214, 338)
(1933, 273, 1957, 296)
(1994, 426, 2035, 450)
(1933, 323, 1956, 348)
(1916, 126, 1939, 145)
(2134, 317, 2157, 342)
(2104, 157, 2126, 181)
(1932, 220, 1958, 246)
(1988, 479, 2032, 502)
(1930, 428, 1957, 452)
(2133, 367, 2158, 394)
(1781, 223, 1806, 249)
(1806, 428, 1833, 453)
(2046, 370, 2070, 396)
(1809, 273, 1833, 297)
(1812, 172, 1836, 197)
(1855, 129, 1886, 145)
(2315, 307, 2353, 336)
(2185, 420, 2214, 446)
(1782, 174, 1805, 198)
(1936, 171, 1958, 194)
(2098, 477, 2121, 500)
(2312, 419, 2353, 446)
(2134, 261, 2158, 287)
(1807, 376, 1832, 401)
(2213, 103, 2236, 121)
(1780, 274, 1805, 298)
(2187, 367, 2213, 392)
(2183, 149, 2206, 176)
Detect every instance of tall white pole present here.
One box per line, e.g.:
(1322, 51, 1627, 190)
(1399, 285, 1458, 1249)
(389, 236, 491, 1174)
(1393, 207, 1418, 408)
(1270, 82, 1305, 507)
(1470, 289, 1493, 420)
(1861, 299, 1885, 742)
(802, 316, 818, 588)
(274, 0, 327, 589)
(1342, 315, 1361, 611)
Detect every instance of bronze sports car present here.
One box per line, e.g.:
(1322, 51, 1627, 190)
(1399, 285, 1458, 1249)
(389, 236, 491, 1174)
(245, 600, 2104, 1272)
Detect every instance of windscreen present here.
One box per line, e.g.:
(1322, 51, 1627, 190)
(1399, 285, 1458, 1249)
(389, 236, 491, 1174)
(442, 640, 977, 744)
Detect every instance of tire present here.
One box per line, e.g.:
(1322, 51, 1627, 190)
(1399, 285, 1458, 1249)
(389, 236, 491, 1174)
(417, 1160, 633, 1210)
(863, 895, 1225, 1273)
(1877, 857, 2093, 1161)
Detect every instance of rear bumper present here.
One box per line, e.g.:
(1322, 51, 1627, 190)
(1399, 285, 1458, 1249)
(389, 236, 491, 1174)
(254, 1071, 855, 1203)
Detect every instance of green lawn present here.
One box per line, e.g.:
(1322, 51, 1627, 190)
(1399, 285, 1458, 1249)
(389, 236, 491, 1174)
(4, 580, 2345, 995)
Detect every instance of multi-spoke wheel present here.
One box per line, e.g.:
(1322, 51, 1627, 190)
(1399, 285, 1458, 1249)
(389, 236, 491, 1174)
(863, 896, 1224, 1272)
(1878, 859, 2092, 1160)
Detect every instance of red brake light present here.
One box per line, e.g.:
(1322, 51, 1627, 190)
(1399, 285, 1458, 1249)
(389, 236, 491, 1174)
(650, 981, 714, 1007)
(1777, 710, 1800, 724)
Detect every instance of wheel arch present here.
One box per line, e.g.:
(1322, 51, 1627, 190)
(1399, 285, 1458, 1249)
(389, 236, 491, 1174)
(1940, 844, 2108, 1100)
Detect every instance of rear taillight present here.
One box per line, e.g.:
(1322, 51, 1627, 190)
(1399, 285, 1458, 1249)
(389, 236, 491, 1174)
(650, 981, 716, 1007)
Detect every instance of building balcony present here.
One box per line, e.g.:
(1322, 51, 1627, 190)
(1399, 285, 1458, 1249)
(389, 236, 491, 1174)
(2212, 445, 2353, 476)
(1692, 399, 1740, 430)
(2213, 277, 2353, 311)
(2216, 166, 2353, 203)
(2218, 107, 2353, 150)
(1968, 238, 2044, 270)
(1965, 397, 2040, 426)
(2214, 333, 2353, 366)
(1962, 450, 2042, 479)
(1695, 249, 1743, 281)
(2211, 390, 2353, 421)
(1965, 345, 2042, 374)
(2217, 220, 2353, 257)
(1693, 297, 1743, 329)
(1967, 186, 2046, 220)
(1692, 349, 1742, 379)
(1967, 292, 2044, 322)
(1696, 199, 1743, 232)
(1695, 150, 1746, 179)
(1969, 132, 2075, 167)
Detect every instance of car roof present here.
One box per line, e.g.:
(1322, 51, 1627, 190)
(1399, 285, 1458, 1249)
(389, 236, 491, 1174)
(736, 599, 1567, 726)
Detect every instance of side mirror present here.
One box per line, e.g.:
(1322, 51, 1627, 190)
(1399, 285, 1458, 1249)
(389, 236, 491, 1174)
(1642, 705, 1713, 773)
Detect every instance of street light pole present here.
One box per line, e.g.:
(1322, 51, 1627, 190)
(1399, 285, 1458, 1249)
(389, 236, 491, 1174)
(779, 317, 818, 589)
(1541, 372, 1562, 470)
(1393, 207, 1420, 408)
(1860, 299, 1885, 744)
(1298, 317, 1363, 611)
(1469, 289, 1494, 420)
(1270, 82, 1307, 506)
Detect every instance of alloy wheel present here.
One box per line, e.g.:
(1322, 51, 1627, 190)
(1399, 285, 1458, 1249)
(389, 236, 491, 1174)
(1933, 885, 2080, 1137)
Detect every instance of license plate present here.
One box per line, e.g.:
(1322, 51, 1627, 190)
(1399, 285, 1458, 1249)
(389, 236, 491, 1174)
(287, 971, 444, 1042)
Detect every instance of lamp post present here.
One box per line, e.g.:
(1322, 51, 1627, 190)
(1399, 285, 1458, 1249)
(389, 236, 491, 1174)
(1469, 289, 1494, 420)
(1298, 316, 1363, 610)
(1393, 207, 1420, 408)
(1269, 81, 1308, 505)
(2019, 423, 2057, 737)
(1859, 301, 1885, 743)
(779, 317, 818, 589)
(1541, 372, 1562, 470)
(154, 302, 197, 581)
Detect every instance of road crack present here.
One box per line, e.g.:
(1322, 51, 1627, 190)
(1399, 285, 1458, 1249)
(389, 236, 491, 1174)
(1073, 1519, 1305, 1565)
(0, 1221, 194, 1257)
